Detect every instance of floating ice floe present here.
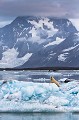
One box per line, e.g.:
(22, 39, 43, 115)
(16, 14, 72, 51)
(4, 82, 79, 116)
(0, 80, 79, 112)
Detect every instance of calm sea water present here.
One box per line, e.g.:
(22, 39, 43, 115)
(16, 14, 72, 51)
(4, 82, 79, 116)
(0, 113, 79, 120)
(0, 70, 79, 82)
(0, 70, 79, 120)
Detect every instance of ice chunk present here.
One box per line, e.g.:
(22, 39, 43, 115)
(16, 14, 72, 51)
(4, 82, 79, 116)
(0, 80, 79, 112)
(21, 86, 35, 101)
(49, 83, 59, 92)
(44, 96, 69, 106)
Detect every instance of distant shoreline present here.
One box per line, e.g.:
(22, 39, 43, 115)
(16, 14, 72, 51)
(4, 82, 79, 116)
(0, 67, 79, 71)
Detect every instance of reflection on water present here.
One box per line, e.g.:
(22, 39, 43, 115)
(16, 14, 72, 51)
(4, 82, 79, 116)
(0, 113, 79, 120)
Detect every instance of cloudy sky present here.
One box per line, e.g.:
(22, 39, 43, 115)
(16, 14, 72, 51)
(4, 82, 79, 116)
(0, 0, 79, 27)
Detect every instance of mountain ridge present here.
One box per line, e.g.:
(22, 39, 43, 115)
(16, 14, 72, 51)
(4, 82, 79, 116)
(0, 16, 79, 68)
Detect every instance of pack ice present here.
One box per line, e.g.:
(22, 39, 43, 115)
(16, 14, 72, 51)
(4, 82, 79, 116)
(0, 80, 79, 112)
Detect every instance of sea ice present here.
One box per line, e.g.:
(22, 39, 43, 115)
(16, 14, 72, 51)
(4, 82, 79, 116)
(0, 79, 79, 112)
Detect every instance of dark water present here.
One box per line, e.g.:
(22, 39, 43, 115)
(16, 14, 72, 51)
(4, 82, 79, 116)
(0, 113, 79, 120)
(0, 70, 79, 82)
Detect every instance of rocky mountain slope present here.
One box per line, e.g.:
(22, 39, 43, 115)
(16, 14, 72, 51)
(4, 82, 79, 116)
(0, 16, 78, 68)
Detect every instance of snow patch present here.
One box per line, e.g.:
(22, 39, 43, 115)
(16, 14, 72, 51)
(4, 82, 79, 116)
(63, 44, 79, 52)
(44, 37, 65, 48)
(29, 27, 37, 38)
(28, 17, 56, 31)
(67, 21, 71, 27)
(58, 53, 69, 61)
(2, 46, 8, 51)
(29, 27, 46, 44)
(28, 17, 58, 39)
(28, 37, 46, 44)
(75, 32, 79, 36)
(0, 48, 32, 68)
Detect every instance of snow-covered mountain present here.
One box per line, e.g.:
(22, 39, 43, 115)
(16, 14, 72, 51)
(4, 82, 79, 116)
(0, 16, 79, 68)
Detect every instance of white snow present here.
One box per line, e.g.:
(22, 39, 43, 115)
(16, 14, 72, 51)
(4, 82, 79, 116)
(47, 53, 56, 60)
(2, 46, 8, 51)
(0, 48, 32, 68)
(28, 27, 46, 44)
(28, 17, 57, 31)
(19, 29, 26, 36)
(44, 96, 69, 106)
(67, 21, 71, 27)
(29, 27, 38, 38)
(44, 37, 65, 48)
(75, 32, 79, 36)
(28, 37, 46, 44)
(28, 17, 58, 41)
(58, 53, 69, 61)
(63, 44, 79, 52)
(70, 19, 79, 31)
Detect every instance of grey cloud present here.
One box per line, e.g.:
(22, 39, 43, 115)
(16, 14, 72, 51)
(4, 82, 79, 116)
(0, 0, 79, 18)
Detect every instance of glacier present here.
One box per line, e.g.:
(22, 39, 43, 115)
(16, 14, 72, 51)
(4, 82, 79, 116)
(0, 48, 32, 68)
(0, 79, 79, 112)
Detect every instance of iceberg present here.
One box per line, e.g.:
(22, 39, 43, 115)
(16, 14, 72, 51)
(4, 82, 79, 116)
(0, 80, 79, 112)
